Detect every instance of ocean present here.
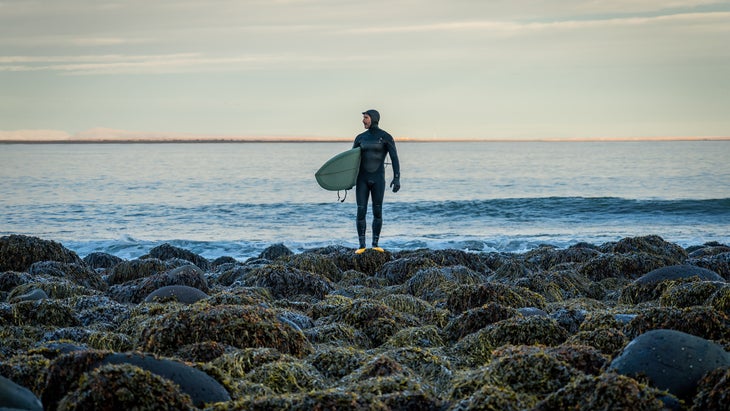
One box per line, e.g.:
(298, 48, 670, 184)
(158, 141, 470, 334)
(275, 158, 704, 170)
(1, 141, 728, 261)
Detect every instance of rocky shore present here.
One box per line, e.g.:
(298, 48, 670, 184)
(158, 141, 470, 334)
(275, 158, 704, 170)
(1, 234, 728, 410)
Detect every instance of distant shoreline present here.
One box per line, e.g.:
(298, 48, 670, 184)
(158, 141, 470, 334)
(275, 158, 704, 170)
(1, 136, 729, 144)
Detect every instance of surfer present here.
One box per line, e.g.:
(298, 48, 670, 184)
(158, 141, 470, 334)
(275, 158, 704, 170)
(353, 109, 400, 254)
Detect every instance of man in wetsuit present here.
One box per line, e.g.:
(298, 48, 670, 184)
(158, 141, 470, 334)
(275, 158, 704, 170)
(353, 109, 400, 254)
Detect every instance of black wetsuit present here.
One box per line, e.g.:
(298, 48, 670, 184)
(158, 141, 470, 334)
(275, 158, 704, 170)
(352, 110, 400, 248)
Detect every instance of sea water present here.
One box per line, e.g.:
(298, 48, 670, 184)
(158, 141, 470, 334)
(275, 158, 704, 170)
(1, 141, 728, 260)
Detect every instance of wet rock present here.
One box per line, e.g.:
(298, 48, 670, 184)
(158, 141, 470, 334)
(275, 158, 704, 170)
(638, 264, 724, 284)
(0, 234, 83, 272)
(525, 244, 601, 271)
(397, 248, 492, 274)
(517, 307, 549, 317)
(549, 307, 586, 334)
(82, 252, 123, 269)
(609, 329, 730, 400)
(144, 284, 208, 304)
(9, 288, 48, 302)
(0, 374, 43, 411)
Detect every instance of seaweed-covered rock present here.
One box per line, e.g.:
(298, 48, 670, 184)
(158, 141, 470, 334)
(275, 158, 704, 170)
(380, 293, 450, 327)
(609, 329, 730, 401)
(139, 304, 313, 357)
(691, 366, 730, 411)
(304, 322, 371, 348)
(579, 252, 674, 282)
(383, 346, 454, 393)
(0, 235, 83, 272)
(625, 306, 730, 341)
(0, 374, 43, 411)
(245, 360, 326, 393)
(284, 252, 342, 282)
(82, 252, 123, 269)
(407, 265, 487, 304)
(546, 344, 609, 376)
(708, 283, 730, 314)
(384, 325, 445, 348)
(566, 328, 627, 357)
(240, 264, 333, 300)
(605, 235, 688, 262)
(212, 389, 389, 411)
(144, 284, 209, 304)
(145, 242, 210, 270)
(449, 384, 531, 411)
(395, 248, 492, 274)
(28, 261, 107, 291)
(106, 258, 168, 285)
(259, 243, 294, 260)
(325, 298, 421, 348)
(688, 251, 730, 281)
(482, 316, 569, 347)
(446, 282, 546, 314)
(659, 280, 725, 308)
(443, 303, 519, 342)
(11, 299, 79, 327)
(43, 350, 229, 410)
(8, 288, 48, 302)
(488, 345, 580, 396)
(212, 347, 294, 379)
(307, 345, 366, 380)
(55, 363, 196, 411)
(108, 263, 209, 303)
(377, 256, 438, 285)
(525, 244, 601, 271)
(534, 371, 667, 411)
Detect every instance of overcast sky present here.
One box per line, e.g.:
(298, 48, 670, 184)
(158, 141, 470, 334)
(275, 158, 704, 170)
(1, 0, 729, 140)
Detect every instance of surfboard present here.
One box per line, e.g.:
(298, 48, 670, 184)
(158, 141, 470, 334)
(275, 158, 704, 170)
(315, 147, 361, 191)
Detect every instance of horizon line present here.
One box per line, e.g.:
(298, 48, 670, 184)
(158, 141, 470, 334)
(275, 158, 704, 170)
(1, 136, 729, 144)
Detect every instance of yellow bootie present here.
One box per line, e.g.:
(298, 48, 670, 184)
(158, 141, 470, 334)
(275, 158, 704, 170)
(355, 248, 367, 254)
(372, 247, 385, 252)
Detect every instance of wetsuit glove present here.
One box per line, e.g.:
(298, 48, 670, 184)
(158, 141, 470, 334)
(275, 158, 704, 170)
(390, 177, 400, 193)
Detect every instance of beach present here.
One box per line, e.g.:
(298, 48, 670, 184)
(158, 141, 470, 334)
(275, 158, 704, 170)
(1, 233, 728, 410)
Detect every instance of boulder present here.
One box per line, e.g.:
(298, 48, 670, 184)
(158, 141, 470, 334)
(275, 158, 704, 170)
(609, 329, 730, 400)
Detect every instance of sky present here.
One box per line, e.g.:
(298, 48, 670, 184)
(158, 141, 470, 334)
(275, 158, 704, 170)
(1, 0, 729, 140)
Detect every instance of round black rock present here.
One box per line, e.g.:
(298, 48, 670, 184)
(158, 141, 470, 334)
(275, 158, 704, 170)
(609, 329, 730, 400)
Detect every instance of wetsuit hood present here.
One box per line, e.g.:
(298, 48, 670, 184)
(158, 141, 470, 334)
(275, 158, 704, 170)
(362, 109, 380, 128)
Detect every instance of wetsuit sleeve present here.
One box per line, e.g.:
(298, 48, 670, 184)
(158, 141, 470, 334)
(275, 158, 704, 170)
(353, 135, 361, 149)
(386, 135, 400, 178)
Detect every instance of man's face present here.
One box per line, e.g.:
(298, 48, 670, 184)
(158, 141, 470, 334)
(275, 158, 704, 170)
(362, 114, 371, 129)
